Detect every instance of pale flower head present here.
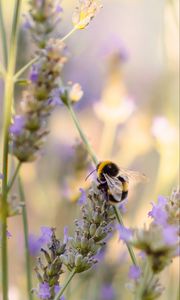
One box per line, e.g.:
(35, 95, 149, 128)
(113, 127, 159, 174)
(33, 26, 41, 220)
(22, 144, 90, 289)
(69, 83, 84, 103)
(94, 96, 136, 124)
(72, 0, 102, 30)
(151, 116, 177, 144)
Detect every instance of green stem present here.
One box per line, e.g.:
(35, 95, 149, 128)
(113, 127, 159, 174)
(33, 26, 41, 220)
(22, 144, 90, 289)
(18, 176, 33, 300)
(67, 104, 138, 266)
(7, 161, 21, 194)
(67, 104, 98, 165)
(61, 27, 77, 42)
(14, 56, 38, 80)
(0, 0, 8, 67)
(1, 1, 22, 299)
(0, 61, 6, 77)
(135, 261, 149, 300)
(113, 206, 138, 266)
(53, 269, 76, 300)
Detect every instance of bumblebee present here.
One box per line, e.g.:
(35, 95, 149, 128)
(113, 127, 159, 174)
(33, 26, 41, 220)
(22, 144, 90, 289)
(96, 160, 147, 204)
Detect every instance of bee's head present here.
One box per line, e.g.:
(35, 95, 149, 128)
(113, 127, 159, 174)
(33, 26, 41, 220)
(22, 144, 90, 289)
(97, 161, 119, 180)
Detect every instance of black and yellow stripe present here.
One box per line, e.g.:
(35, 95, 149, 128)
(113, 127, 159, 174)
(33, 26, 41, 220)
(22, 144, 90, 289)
(97, 160, 112, 178)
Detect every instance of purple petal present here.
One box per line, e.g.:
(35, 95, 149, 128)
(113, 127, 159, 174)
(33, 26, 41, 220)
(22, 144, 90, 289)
(63, 226, 69, 244)
(28, 227, 53, 256)
(39, 227, 53, 244)
(56, 5, 63, 13)
(78, 188, 86, 205)
(54, 285, 66, 300)
(10, 115, 26, 135)
(138, 251, 146, 260)
(30, 65, 39, 82)
(100, 35, 129, 62)
(28, 234, 42, 256)
(128, 265, 142, 280)
(49, 88, 61, 106)
(148, 196, 168, 226)
(100, 284, 115, 300)
(117, 224, 132, 242)
(6, 230, 12, 238)
(38, 282, 51, 299)
(163, 226, 178, 245)
(118, 199, 127, 214)
(0, 173, 3, 180)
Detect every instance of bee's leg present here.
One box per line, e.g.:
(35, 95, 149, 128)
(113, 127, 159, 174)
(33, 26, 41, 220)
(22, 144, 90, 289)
(117, 175, 126, 183)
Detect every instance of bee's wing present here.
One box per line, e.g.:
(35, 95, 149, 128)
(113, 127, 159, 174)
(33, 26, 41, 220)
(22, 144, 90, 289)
(104, 174, 123, 202)
(119, 168, 148, 184)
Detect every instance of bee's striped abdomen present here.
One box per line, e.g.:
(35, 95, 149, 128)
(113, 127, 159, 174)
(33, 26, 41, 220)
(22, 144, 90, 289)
(118, 175, 128, 201)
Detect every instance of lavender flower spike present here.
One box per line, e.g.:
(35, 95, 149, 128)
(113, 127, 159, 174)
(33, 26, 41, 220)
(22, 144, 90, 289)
(26, 0, 63, 48)
(72, 0, 102, 30)
(35, 228, 66, 300)
(60, 182, 116, 273)
(10, 39, 67, 162)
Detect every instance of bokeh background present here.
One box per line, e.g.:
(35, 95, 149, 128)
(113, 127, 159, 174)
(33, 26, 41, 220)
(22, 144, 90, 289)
(0, 0, 179, 299)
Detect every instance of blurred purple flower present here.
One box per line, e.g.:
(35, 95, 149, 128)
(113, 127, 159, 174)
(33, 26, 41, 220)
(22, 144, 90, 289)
(50, 88, 61, 106)
(78, 188, 86, 205)
(138, 251, 146, 260)
(23, 16, 32, 30)
(0, 173, 3, 180)
(54, 285, 65, 300)
(162, 226, 178, 246)
(100, 284, 115, 300)
(38, 282, 51, 299)
(10, 115, 26, 135)
(29, 227, 53, 256)
(148, 196, 168, 226)
(95, 248, 106, 262)
(63, 226, 68, 244)
(117, 224, 132, 242)
(128, 265, 142, 280)
(101, 35, 129, 62)
(118, 199, 127, 214)
(39, 227, 53, 244)
(28, 234, 42, 256)
(6, 231, 12, 239)
(56, 4, 63, 13)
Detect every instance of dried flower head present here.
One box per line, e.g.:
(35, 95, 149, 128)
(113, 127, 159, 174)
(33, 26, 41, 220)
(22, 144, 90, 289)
(60, 182, 115, 273)
(26, 0, 63, 48)
(166, 188, 180, 230)
(129, 266, 164, 300)
(131, 223, 178, 273)
(59, 82, 83, 106)
(68, 83, 84, 103)
(10, 39, 67, 162)
(35, 228, 66, 300)
(72, 0, 102, 30)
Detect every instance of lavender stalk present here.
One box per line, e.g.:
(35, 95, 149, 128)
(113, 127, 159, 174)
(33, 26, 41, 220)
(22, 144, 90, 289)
(0, 0, 8, 67)
(1, 1, 22, 299)
(18, 176, 33, 300)
(7, 161, 21, 194)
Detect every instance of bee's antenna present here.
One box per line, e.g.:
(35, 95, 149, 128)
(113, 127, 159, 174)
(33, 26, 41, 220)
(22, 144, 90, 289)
(85, 169, 96, 181)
